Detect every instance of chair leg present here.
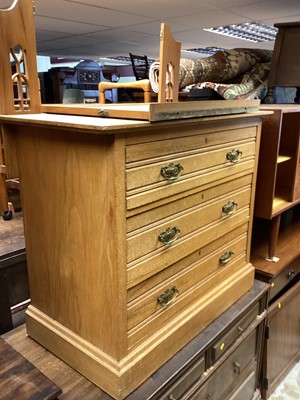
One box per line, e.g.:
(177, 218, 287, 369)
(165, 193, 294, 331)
(0, 169, 12, 220)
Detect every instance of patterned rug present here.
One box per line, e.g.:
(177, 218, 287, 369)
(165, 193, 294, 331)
(149, 48, 273, 100)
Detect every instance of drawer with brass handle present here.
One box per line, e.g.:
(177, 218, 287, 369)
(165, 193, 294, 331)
(128, 227, 248, 302)
(127, 160, 255, 210)
(127, 207, 250, 288)
(127, 187, 251, 264)
(126, 141, 255, 192)
(127, 253, 247, 331)
(127, 258, 250, 347)
(127, 174, 253, 233)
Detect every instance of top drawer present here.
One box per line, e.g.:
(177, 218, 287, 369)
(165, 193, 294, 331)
(126, 128, 257, 209)
(269, 259, 300, 301)
(126, 125, 257, 163)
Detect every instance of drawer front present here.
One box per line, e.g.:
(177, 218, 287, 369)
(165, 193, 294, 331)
(127, 174, 252, 233)
(125, 125, 257, 163)
(127, 186, 251, 264)
(269, 258, 300, 300)
(127, 261, 252, 349)
(187, 330, 257, 400)
(162, 356, 205, 400)
(128, 227, 248, 302)
(127, 207, 250, 287)
(127, 237, 247, 330)
(227, 369, 256, 400)
(127, 159, 255, 210)
(126, 136, 256, 210)
(126, 141, 255, 191)
(212, 302, 260, 362)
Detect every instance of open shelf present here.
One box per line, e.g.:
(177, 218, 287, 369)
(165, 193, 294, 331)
(254, 105, 300, 260)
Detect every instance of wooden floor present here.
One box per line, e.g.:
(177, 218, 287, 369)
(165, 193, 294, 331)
(0, 336, 61, 400)
(2, 325, 111, 399)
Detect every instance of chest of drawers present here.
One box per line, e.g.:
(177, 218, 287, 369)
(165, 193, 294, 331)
(0, 111, 263, 399)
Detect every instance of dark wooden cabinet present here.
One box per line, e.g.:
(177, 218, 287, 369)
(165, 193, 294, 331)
(265, 280, 300, 396)
(2, 280, 268, 400)
(252, 228, 300, 400)
(182, 330, 258, 400)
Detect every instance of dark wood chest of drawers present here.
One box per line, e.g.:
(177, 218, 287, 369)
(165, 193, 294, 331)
(2, 279, 269, 400)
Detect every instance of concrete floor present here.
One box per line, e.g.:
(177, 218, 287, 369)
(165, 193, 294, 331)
(268, 362, 300, 400)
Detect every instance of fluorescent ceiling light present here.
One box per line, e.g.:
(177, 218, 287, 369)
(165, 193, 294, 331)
(184, 47, 224, 55)
(204, 22, 278, 42)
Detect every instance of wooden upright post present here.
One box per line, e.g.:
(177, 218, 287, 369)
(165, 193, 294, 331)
(0, 0, 41, 114)
(0, 0, 40, 218)
(158, 23, 181, 103)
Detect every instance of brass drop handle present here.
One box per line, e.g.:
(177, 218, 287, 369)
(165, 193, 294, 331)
(226, 149, 242, 163)
(219, 250, 234, 265)
(233, 361, 241, 375)
(222, 201, 237, 215)
(158, 226, 180, 245)
(157, 286, 179, 307)
(287, 269, 295, 279)
(161, 162, 184, 181)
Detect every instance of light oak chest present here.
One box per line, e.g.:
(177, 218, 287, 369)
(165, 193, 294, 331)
(1, 111, 263, 399)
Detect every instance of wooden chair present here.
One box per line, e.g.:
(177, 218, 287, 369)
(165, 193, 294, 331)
(99, 79, 152, 103)
(0, 0, 41, 219)
(99, 23, 181, 104)
(129, 53, 150, 80)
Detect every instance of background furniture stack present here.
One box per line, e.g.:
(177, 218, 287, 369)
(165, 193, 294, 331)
(251, 21, 300, 398)
(251, 104, 300, 399)
(0, 2, 286, 400)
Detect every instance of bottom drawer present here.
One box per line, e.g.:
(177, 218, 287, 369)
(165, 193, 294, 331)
(162, 356, 205, 399)
(183, 330, 257, 400)
(227, 369, 256, 400)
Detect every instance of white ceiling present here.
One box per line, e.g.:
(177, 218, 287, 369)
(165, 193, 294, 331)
(3, 0, 300, 61)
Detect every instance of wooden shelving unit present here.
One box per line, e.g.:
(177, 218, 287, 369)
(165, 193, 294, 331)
(255, 105, 300, 260)
(252, 104, 300, 398)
